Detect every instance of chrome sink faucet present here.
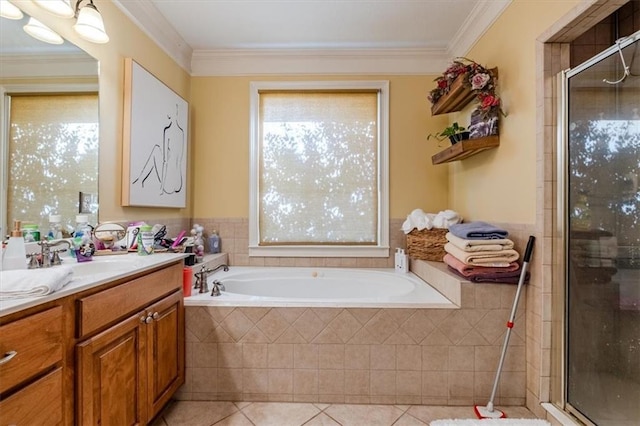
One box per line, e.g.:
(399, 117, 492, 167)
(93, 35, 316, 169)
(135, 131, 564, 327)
(33, 239, 71, 268)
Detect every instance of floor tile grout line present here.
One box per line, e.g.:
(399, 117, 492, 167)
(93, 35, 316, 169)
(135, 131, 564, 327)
(302, 410, 343, 426)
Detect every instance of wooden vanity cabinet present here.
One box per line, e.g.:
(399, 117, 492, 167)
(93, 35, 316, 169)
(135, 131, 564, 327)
(76, 263, 184, 426)
(0, 305, 65, 425)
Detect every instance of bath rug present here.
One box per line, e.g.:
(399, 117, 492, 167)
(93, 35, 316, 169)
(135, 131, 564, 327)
(430, 419, 550, 426)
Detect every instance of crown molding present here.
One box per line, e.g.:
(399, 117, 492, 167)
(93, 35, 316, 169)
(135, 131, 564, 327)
(0, 54, 98, 79)
(114, 0, 510, 76)
(112, 0, 192, 73)
(447, 0, 512, 58)
(191, 48, 451, 76)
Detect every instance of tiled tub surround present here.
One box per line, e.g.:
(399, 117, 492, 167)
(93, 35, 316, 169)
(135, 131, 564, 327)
(178, 263, 527, 406)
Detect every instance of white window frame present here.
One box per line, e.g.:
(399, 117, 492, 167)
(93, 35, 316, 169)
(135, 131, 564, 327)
(249, 80, 389, 257)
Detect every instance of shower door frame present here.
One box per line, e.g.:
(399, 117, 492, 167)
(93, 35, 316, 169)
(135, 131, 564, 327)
(558, 30, 640, 426)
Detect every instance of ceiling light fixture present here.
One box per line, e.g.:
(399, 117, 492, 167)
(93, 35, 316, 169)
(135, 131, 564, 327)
(33, 0, 74, 18)
(23, 17, 64, 44)
(0, 0, 23, 20)
(73, 0, 109, 44)
(33, 0, 109, 44)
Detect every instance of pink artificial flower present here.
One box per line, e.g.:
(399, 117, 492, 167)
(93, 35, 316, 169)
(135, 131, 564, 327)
(471, 73, 491, 91)
(438, 79, 448, 89)
(481, 94, 500, 109)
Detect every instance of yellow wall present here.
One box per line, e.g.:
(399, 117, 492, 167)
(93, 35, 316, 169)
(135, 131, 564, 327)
(13, 0, 585, 226)
(14, 0, 192, 223)
(447, 0, 580, 223)
(190, 75, 450, 219)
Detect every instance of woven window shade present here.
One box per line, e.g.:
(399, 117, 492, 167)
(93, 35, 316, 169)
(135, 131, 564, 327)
(258, 91, 379, 245)
(8, 94, 99, 230)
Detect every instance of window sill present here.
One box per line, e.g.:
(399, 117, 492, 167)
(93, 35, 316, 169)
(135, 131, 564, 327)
(249, 245, 390, 258)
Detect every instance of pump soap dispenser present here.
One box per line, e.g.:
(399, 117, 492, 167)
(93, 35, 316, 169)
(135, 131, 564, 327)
(2, 220, 27, 270)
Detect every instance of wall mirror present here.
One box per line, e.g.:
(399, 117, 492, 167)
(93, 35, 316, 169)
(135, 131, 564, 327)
(0, 7, 99, 238)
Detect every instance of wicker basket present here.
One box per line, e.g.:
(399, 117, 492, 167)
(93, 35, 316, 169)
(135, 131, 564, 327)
(406, 228, 448, 262)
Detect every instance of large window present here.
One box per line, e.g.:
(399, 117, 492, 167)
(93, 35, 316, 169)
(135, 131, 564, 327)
(249, 81, 389, 257)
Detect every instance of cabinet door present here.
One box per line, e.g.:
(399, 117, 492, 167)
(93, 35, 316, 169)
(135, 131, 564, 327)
(146, 290, 184, 419)
(76, 311, 147, 426)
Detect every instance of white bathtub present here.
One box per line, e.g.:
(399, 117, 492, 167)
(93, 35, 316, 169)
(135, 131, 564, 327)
(184, 266, 455, 308)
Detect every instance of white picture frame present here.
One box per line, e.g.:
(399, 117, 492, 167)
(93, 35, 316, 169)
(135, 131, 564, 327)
(122, 58, 188, 208)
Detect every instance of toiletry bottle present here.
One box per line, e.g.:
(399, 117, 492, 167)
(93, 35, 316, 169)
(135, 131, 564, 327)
(2, 220, 27, 270)
(22, 223, 40, 243)
(47, 215, 63, 240)
(137, 225, 154, 256)
(208, 230, 221, 254)
(75, 215, 91, 241)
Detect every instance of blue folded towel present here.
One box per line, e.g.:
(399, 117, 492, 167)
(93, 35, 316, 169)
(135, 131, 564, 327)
(448, 221, 509, 240)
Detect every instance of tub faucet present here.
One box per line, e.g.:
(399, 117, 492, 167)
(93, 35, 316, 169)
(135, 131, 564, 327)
(212, 264, 229, 273)
(194, 266, 213, 293)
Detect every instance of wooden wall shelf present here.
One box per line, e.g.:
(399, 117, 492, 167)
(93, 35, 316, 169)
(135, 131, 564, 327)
(430, 68, 498, 116)
(431, 136, 500, 165)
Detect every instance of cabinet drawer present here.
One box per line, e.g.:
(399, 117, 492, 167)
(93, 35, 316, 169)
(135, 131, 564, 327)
(0, 367, 63, 425)
(0, 306, 63, 395)
(78, 263, 182, 338)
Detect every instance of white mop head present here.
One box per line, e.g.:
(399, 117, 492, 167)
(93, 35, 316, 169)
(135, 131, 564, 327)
(431, 420, 550, 426)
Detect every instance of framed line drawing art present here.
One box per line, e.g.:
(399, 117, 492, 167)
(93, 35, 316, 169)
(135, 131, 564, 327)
(122, 58, 188, 207)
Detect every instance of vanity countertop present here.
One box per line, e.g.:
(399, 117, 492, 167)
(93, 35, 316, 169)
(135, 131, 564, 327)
(0, 253, 187, 317)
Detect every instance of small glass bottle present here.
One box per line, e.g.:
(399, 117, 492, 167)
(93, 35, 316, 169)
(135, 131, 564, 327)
(47, 214, 63, 240)
(208, 230, 221, 254)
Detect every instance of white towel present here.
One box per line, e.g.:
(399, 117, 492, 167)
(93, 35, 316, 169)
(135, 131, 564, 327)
(402, 209, 462, 234)
(0, 266, 74, 299)
(446, 232, 514, 252)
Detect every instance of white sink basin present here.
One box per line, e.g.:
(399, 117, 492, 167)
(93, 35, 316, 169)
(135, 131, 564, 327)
(66, 257, 139, 277)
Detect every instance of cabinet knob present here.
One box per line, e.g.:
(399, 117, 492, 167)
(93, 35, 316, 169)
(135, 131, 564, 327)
(140, 315, 147, 323)
(145, 313, 153, 324)
(0, 350, 17, 365)
(152, 312, 160, 320)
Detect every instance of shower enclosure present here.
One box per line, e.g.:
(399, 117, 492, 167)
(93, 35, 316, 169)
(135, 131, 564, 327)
(562, 32, 640, 425)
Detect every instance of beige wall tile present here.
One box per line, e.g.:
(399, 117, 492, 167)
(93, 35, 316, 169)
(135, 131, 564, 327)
(243, 343, 268, 368)
(448, 372, 474, 398)
(345, 370, 370, 395)
(422, 371, 448, 397)
(293, 369, 318, 395)
(243, 368, 269, 394)
(319, 344, 345, 369)
(422, 346, 449, 371)
(268, 344, 293, 369)
(218, 343, 243, 368)
(345, 345, 370, 370)
(318, 369, 345, 395)
(371, 345, 396, 370)
(294, 344, 319, 369)
(397, 345, 422, 371)
(397, 370, 421, 396)
(449, 346, 474, 372)
(218, 368, 243, 393)
(192, 342, 217, 368)
(371, 370, 396, 395)
(191, 367, 217, 393)
(268, 369, 293, 394)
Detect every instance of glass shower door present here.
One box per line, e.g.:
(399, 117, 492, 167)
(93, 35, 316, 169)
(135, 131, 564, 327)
(565, 35, 640, 426)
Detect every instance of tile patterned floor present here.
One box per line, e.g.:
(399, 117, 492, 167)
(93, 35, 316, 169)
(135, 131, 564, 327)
(150, 401, 538, 426)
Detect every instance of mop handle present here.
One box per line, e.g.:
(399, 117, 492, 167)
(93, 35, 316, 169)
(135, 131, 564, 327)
(487, 235, 535, 410)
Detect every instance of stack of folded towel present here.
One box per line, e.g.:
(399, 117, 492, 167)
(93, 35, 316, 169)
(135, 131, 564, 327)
(443, 221, 528, 284)
(0, 266, 74, 299)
